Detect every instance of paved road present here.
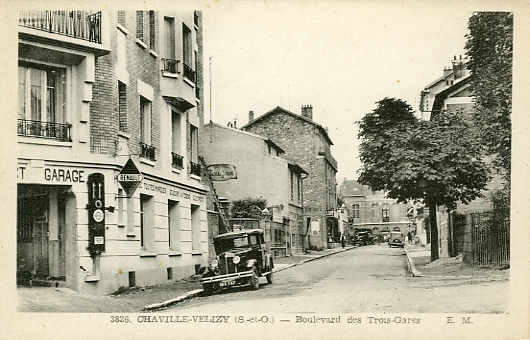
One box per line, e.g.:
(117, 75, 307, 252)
(169, 244, 508, 314)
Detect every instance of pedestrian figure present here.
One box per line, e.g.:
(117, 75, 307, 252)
(407, 231, 413, 244)
(341, 235, 346, 249)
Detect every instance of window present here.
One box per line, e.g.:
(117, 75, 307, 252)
(191, 204, 201, 251)
(171, 110, 183, 168)
(352, 204, 360, 219)
(18, 65, 69, 141)
(182, 24, 192, 67)
(136, 11, 144, 41)
(140, 194, 155, 251)
(118, 11, 126, 25)
(190, 124, 198, 162)
(382, 203, 390, 222)
(140, 96, 151, 144)
(118, 82, 127, 132)
(168, 200, 180, 251)
(149, 11, 155, 50)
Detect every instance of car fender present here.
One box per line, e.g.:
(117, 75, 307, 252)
(246, 259, 257, 269)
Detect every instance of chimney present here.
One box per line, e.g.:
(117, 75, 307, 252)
(301, 105, 313, 120)
(452, 55, 464, 80)
(248, 110, 254, 122)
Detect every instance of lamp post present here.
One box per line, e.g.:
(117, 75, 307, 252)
(261, 207, 272, 253)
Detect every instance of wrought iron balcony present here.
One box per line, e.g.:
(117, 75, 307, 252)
(171, 152, 184, 168)
(140, 142, 156, 161)
(190, 160, 201, 177)
(182, 63, 196, 83)
(162, 58, 180, 74)
(19, 11, 102, 44)
(17, 119, 72, 142)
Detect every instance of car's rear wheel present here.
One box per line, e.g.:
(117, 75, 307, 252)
(249, 267, 260, 290)
(266, 271, 273, 284)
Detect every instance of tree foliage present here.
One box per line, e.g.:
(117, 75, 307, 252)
(358, 98, 490, 260)
(230, 197, 267, 219)
(465, 12, 513, 183)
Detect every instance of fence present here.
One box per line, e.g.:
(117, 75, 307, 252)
(463, 199, 510, 267)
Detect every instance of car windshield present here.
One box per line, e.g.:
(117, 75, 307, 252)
(214, 236, 250, 253)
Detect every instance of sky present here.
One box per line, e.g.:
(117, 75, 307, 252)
(200, 1, 472, 182)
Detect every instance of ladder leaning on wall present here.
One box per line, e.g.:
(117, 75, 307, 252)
(199, 156, 230, 232)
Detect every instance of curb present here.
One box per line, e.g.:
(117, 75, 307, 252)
(273, 246, 355, 273)
(404, 246, 425, 277)
(142, 247, 355, 311)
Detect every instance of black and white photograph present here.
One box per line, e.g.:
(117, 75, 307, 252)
(1, 1, 529, 339)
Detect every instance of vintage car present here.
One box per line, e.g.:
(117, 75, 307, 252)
(388, 232, 405, 247)
(354, 231, 373, 246)
(200, 229, 274, 295)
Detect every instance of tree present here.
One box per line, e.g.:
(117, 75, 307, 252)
(230, 197, 267, 220)
(358, 98, 490, 260)
(465, 12, 513, 184)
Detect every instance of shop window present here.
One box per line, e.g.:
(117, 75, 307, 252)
(191, 204, 201, 251)
(140, 194, 155, 252)
(168, 200, 181, 251)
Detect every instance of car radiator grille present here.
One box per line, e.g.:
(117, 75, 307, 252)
(218, 255, 236, 275)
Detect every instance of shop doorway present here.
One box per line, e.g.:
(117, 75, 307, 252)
(17, 185, 69, 285)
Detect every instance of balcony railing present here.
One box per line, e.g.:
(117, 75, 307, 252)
(140, 142, 156, 161)
(19, 11, 102, 44)
(182, 63, 196, 83)
(171, 152, 184, 168)
(17, 119, 72, 142)
(190, 161, 201, 177)
(162, 58, 180, 74)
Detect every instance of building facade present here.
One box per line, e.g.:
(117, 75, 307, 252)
(17, 10, 208, 295)
(242, 106, 338, 249)
(200, 122, 307, 256)
(338, 180, 410, 240)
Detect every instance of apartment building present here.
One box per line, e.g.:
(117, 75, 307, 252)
(17, 10, 207, 295)
(201, 122, 307, 256)
(242, 106, 339, 250)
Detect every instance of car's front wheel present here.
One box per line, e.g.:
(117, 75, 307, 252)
(203, 283, 214, 295)
(249, 267, 260, 290)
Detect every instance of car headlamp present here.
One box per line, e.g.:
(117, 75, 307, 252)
(211, 259, 219, 268)
(233, 255, 241, 264)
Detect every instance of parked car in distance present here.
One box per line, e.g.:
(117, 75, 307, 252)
(381, 231, 390, 243)
(355, 231, 373, 246)
(200, 229, 274, 295)
(388, 232, 405, 247)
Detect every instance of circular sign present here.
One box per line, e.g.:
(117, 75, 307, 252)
(95, 200, 103, 208)
(93, 209, 104, 223)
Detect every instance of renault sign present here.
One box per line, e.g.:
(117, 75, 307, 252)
(117, 158, 143, 197)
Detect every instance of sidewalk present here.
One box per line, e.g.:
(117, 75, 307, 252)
(404, 243, 510, 279)
(18, 246, 354, 313)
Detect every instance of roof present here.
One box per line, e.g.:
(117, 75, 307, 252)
(241, 106, 334, 146)
(288, 162, 308, 175)
(213, 229, 264, 239)
(339, 180, 376, 197)
(430, 75, 472, 118)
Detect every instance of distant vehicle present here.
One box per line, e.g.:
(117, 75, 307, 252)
(381, 231, 390, 243)
(388, 232, 405, 248)
(200, 229, 274, 295)
(355, 231, 373, 246)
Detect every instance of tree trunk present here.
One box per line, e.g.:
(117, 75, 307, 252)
(429, 205, 439, 261)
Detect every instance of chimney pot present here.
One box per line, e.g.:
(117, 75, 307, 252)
(248, 110, 254, 122)
(301, 105, 313, 120)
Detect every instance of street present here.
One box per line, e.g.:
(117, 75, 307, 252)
(169, 245, 508, 314)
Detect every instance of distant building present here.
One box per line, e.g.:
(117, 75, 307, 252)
(200, 122, 307, 256)
(242, 106, 339, 249)
(419, 56, 506, 258)
(17, 10, 207, 295)
(338, 180, 410, 239)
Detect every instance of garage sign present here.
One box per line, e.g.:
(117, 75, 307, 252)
(118, 158, 143, 198)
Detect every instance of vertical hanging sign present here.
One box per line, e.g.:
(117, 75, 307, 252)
(87, 173, 105, 257)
